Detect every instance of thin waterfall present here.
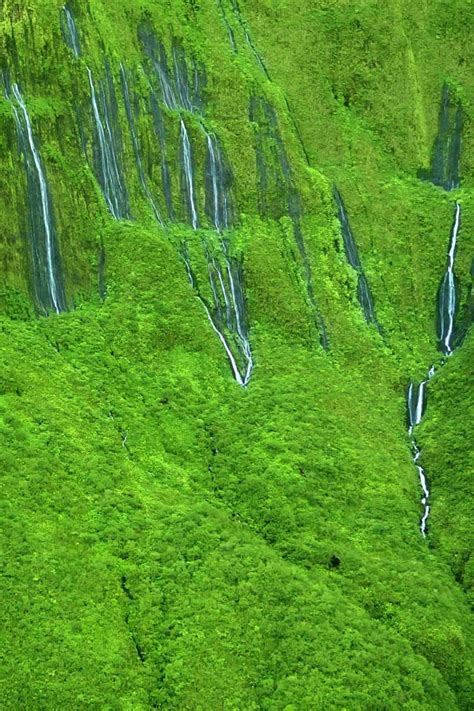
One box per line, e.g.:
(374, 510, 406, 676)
(334, 186, 382, 333)
(9, 83, 66, 314)
(407, 367, 435, 537)
(223, 247, 253, 384)
(120, 64, 164, 226)
(61, 4, 81, 58)
(59, 9, 131, 221)
(228, 0, 270, 78)
(333, 187, 361, 270)
(181, 244, 243, 383)
(88, 66, 130, 220)
(179, 122, 252, 385)
(217, 0, 238, 53)
(204, 129, 233, 231)
(138, 24, 204, 114)
(180, 119, 199, 229)
(172, 45, 194, 112)
(438, 201, 461, 355)
(182, 243, 252, 386)
(137, 22, 251, 383)
(203, 127, 253, 382)
(155, 51, 179, 111)
(407, 202, 464, 537)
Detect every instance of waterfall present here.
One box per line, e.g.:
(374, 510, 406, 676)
(9, 83, 66, 314)
(406, 203, 465, 537)
(172, 45, 194, 112)
(179, 122, 252, 385)
(154, 50, 179, 111)
(217, 0, 237, 53)
(61, 5, 81, 58)
(138, 24, 204, 114)
(203, 129, 252, 383)
(180, 119, 199, 229)
(88, 66, 130, 220)
(227, 0, 270, 78)
(206, 248, 253, 385)
(334, 187, 382, 333)
(59, 10, 131, 221)
(182, 243, 253, 386)
(438, 201, 461, 355)
(137, 21, 251, 384)
(407, 366, 435, 537)
(120, 64, 164, 226)
(227, 259, 253, 384)
(204, 129, 233, 231)
(407, 379, 427, 435)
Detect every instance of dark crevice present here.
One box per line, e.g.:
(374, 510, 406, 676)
(121, 578, 146, 663)
(419, 83, 463, 191)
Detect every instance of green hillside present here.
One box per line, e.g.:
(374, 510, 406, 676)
(0, 1, 472, 708)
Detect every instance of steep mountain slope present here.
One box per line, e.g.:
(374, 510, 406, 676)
(0, 1, 472, 708)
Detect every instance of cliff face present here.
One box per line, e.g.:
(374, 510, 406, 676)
(0, 1, 473, 708)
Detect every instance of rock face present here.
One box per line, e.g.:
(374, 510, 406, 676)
(0, 2, 473, 709)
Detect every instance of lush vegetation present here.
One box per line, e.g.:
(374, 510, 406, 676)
(0, 0, 472, 708)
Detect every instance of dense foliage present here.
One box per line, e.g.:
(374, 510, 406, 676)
(0, 0, 472, 708)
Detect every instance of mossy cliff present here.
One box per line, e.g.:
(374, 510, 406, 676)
(0, 1, 473, 708)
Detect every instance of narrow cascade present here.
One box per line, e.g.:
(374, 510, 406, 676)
(216, 0, 237, 53)
(228, 0, 270, 78)
(420, 83, 463, 190)
(250, 95, 328, 348)
(8, 83, 66, 314)
(120, 64, 164, 226)
(204, 129, 233, 231)
(88, 65, 130, 220)
(138, 24, 205, 114)
(334, 187, 382, 333)
(172, 44, 203, 114)
(437, 201, 461, 355)
(180, 119, 199, 229)
(138, 22, 251, 384)
(60, 4, 81, 58)
(407, 202, 465, 537)
(182, 243, 253, 386)
(407, 369, 435, 537)
(181, 122, 253, 385)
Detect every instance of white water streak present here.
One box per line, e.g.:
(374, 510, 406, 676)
(443, 201, 461, 354)
(62, 5, 80, 58)
(120, 64, 163, 226)
(180, 120, 198, 230)
(12, 84, 61, 313)
(88, 68, 124, 219)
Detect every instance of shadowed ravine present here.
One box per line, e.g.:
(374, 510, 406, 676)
(333, 186, 382, 334)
